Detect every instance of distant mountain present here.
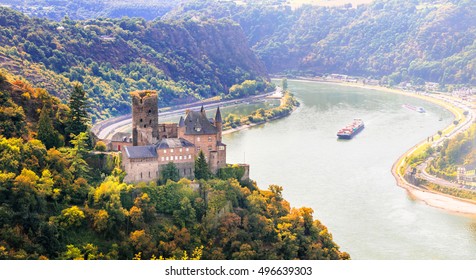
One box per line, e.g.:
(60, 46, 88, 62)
(0, 0, 188, 21)
(4, 0, 475, 87)
(165, 0, 476, 86)
(0, 8, 269, 121)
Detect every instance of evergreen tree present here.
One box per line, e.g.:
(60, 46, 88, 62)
(194, 150, 211, 180)
(37, 105, 61, 149)
(69, 132, 91, 180)
(160, 162, 180, 184)
(282, 78, 288, 90)
(66, 83, 89, 140)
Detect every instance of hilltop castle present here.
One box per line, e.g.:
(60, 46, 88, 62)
(121, 90, 226, 183)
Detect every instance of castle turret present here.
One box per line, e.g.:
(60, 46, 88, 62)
(215, 107, 222, 142)
(131, 90, 159, 146)
(178, 116, 185, 138)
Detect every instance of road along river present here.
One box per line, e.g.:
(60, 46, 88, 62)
(223, 80, 476, 259)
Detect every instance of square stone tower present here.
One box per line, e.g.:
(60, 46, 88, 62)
(131, 90, 159, 146)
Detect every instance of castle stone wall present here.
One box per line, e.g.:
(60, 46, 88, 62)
(131, 90, 159, 146)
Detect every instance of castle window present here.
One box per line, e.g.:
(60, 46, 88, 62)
(144, 125, 146, 128)
(175, 156, 178, 160)
(179, 156, 182, 160)
(148, 109, 151, 115)
(164, 150, 167, 154)
(140, 172, 142, 179)
(197, 137, 200, 142)
(208, 136, 212, 142)
(208, 146, 212, 151)
(179, 148, 182, 152)
(186, 148, 189, 152)
(149, 120, 152, 124)
(219, 146, 225, 151)
(166, 156, 169, 161)
(148, 171, 150, 178)
(140, 118, 143, 123)
(170, 149, 174, 153)
(188, 155, 192, 159)
(161, 157, 164, 161)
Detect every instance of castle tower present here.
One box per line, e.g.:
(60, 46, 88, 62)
(215, 107, 222, 142)
(178, 115, 185, 138)
(131, 90, 159, 146)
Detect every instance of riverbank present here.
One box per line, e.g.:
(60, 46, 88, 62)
(286, 77, 476, 215)
(223, 90, 299, 135)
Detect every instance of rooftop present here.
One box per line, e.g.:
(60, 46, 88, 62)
(184, 109, 218, 135)
(111, 132, 132, 142)
(155, 138, 195, 149)
(124, 145, 157, 159)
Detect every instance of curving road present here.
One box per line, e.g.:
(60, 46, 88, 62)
(92, 89, 281, 140)
(408, 94, 475, 190)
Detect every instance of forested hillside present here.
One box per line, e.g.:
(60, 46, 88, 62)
(0, 0, 187, 21)
(0, 73, 348, 260)
(5, 0, 475, 86)
(165, 0, 476, 86)
(0, 7, 271, 122)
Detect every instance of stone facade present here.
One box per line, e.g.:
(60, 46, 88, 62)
(122, 156, 159, 182)
(158, 123, 178, 139)
(122, 96, 226, 183)
(131, 90, 159, 146)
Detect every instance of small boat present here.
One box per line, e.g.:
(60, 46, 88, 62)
(337, 119, 365, 139)
(403, 104, 426, 113)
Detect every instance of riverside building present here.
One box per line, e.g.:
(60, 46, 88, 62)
(121, 90, 226, 183)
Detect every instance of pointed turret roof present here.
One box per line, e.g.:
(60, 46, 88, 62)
(215, 107, 222, 123)
(179, 116, 185, 127)
(183, 109, 217, 135)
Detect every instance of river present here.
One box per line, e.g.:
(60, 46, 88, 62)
(223, 80, 476, 259)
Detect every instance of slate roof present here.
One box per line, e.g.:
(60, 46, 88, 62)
(184, 110, 218, 135)
(155, 138, 195, 150)
(124, 145, 157, 159)
(111, 132, 132, 142)
(215, 107, 222, 123)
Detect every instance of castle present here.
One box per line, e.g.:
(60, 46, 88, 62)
(121, 90, 226, 183)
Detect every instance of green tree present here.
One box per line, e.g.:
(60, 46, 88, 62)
(282, 78, 288, 90)
(160, 162, 180, 184)
(59, 206, 85, 228)
(194, 150, 210, 180)
(66, 83, 89, 140)
(37, 105, 61, 149)
(68, 132, 91, 180)
(94, 141, 107, 151)
(173, 197, 196, 227)
(61, 245, 83, 260)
